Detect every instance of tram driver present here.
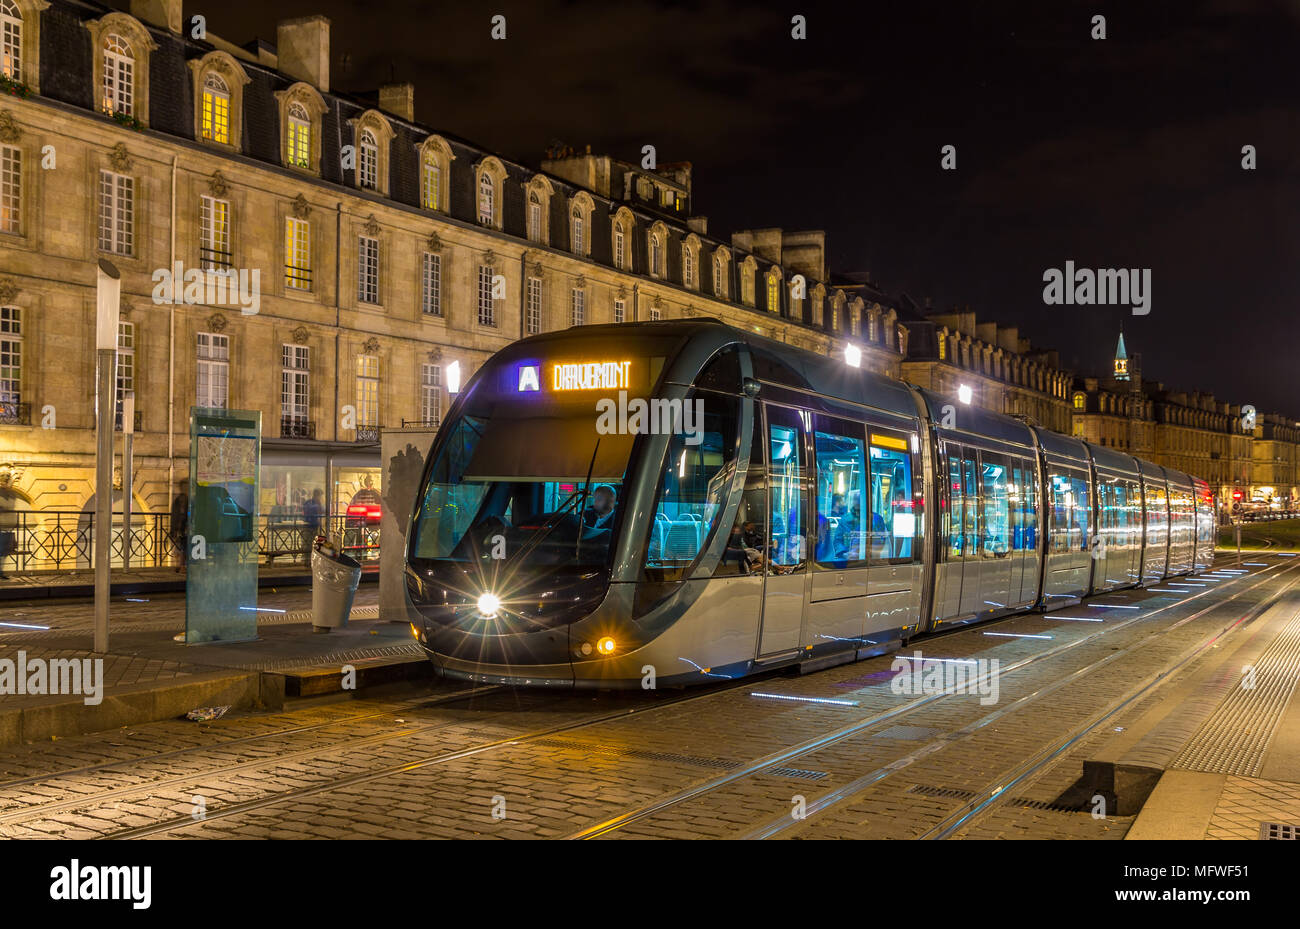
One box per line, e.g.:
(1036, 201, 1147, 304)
(582, 484, 618, 531)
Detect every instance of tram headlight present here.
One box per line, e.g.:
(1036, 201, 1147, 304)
(596, 636, 617, 655)
(477, 593, 502, 617)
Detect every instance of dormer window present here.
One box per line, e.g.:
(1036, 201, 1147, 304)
(201, 72, 230, 144)
(478, 173, 494, 224)
(359, 129, 378, 190)
(571, 205, 585, 254)
(287, 103, 311, 167)
(102, 34, 133, 115)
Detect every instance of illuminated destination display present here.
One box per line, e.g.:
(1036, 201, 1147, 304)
(552, 360, 632, 391)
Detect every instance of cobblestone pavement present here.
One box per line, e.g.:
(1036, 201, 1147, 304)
(0, 556, 1293, 840)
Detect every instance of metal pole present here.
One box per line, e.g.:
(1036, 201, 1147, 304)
(122, 391, 134, 572)
(95, 259, 121, 655)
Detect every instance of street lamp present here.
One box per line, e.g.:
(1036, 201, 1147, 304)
(94, 258, 121, 654)
(958, 384, 972, 404)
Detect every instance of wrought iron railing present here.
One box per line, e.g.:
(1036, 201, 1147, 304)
(0, 401, 31, 425)
(355, 424, 381, 443)
(0, 511, 380, 574)
(280, 417, 316, 439)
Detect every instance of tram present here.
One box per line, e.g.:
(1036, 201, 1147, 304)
(402, 319, 1216, 687)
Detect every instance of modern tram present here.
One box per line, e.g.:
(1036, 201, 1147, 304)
(402, 319, 1217, 687)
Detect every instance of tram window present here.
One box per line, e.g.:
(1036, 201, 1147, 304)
(1009, 462, 1025, 551)
(869, 431, 914, 562)
(946, 449, 963, 561)
(1021, 460, 1038, 551)
(813, 417, 867, 568)
(1049, 471, 1073, 553)
(413, 414, 490, 559)
(716, 408, 767, 577)
(695, 347, 742, 393)
(1072, 474, 1090, 552)
(767, 408, 807, 570)
(980, 452, 1010, 556)
(962, 453, 979, 560)
(644, 392, 740, 580)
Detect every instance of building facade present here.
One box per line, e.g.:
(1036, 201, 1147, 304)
(0, 0, 904, 550)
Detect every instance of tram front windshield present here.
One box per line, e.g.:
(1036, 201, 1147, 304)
(411, 399, 636, 570)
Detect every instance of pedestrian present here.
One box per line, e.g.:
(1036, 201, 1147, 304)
(170, 491, 189, 573)
(301, 488, 325, 562)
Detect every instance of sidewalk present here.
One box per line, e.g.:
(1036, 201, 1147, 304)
(0, 584, 429, 747)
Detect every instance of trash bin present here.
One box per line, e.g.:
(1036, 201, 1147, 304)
(310, 536, 361, 633)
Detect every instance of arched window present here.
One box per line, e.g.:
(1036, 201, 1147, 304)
(528, 192, 542, 241)
(614, 225, 626, 269)
(478, 171, 495, 225)
(286, 101, 311, 168)
(571, 205, 585, 254)
(423, 157, 442, 210)
(102, 34, 133, 115)
(201, 72, 230, 144)
(0, 0, 21, 81)
(766, 274, 780, 313)
(683, 244, 696, 288)
(358, 129, 378, 190)
(1073, 393, 1086, 411)
(650, 233, 663, 277)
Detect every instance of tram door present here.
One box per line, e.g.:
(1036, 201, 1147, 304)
(757, 405, 808, 656)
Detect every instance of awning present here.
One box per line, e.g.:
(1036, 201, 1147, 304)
(464, 415, 637, 482)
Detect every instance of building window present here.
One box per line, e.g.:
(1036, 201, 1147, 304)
(114, 321, 133, 430)
(570, 287, 585, 326)
(714, 254, 727, 298)
(196, 332, 229, 409)
(528, 192, 542, 242)
(683, 246, 696, 289)
(766, 275, 780, 313)
(357, 235, 379, 304)
(571, 206, 585, 255)
(286, 102, 311, 168)
(1073, 393, 1086, 411)
(200, 72, 230, 144)
(358, 129, 378, 190)
(526, 276, 542, 334)
(478, 172, 495, 225)
(0, 0, 20, 81)
(102, 34, 133, 116)
(355, 354, 379, 428)
(199, 195, 231, 270)
(741, 270, 754, 306)
(420, 363, 441, 426)
(285, 217, 311, 291)
(830, 305, 839, 332)
(613, 298, 625, 324)
(421, 252, 441, 316)
(649, 305, 661, 321)
(477, 264, 495, 327)
(938, 336, 947, 360)
(0, 144, 18, 234)
(650, 234, 663, 278)
(282, 344, 309, 426)
(422, 158, 441, 211)
(849, 308, 859, 336)
(97, 170, 133, 256)
(0, 305, 20, 420)
(614, 226, 626, 270)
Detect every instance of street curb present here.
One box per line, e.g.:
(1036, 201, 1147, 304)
(0, 569, 379, 601)
(0, 669, 275, 748)
(275, 655, 435, 698)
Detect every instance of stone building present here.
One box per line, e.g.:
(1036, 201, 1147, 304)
(0, 0, 903, 536)
(898, 302, 1074, 433)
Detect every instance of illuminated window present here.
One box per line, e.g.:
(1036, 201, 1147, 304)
(281, 344, 309, 425)
(648, 305, 661, 321)
(114, 321, 134, 430)
(714, 253, 727, 298)
(938, 336, 947, 360)
(421, 252, 441, 316)
(0, 0, 19, 81)
(0, 305, 20, 418)
(355, 354, 379, 427)
(0, 144, 18, 234)
(286, 102, 311, 168)
(767, 274, 780, 313)
(358, 129, 378, 190)
(613, 298, 625, 324)
(570, 287, 585, 326)
(199, 195, 230, 269)
(97, 170, 133, 255)
(201, 72, 230, 144)
(196, 332, 229, 409)
(285, 217, 311, 291)
(423, 158, 441, 210)
(102, 34, 133, 116)
(571, 205, 585, 254)
(1073, 393, 1085, 411)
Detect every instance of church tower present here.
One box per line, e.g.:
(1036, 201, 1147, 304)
(1114, 331, 1130, 382)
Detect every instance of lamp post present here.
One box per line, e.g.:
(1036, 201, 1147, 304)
(95, 259, 121, 655)
(122, 390, 134, 572)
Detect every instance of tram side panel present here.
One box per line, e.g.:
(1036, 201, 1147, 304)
(1165, 469, 1197, 576)
(1192, 477, 1215, 572)
(1137, 460, 1171, 584)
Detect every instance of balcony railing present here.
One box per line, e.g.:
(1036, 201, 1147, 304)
(0, 511, 380, 574)
(0, 401, 31, 425)
(280, 417, 316, 439)
(355, 424, 381, 443)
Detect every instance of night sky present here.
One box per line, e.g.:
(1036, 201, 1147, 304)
(128, 0, 1300, 414)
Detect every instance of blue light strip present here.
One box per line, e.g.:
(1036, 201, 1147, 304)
(0, 621, 51, 630)
(983, 631, 1053, 639)
(1046, 615, 1105, 621)
(750, 692, 860, 707)
(1089, 604, 1141, 609)
(239, 606, 287, 613)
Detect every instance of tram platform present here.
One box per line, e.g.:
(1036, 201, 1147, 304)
(0, 585, 429, 747)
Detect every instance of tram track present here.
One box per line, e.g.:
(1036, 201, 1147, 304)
(565, 557, 1298, 839)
